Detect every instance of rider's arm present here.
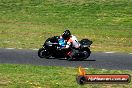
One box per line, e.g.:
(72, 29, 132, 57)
(71, 35, 80, 48)
(65, 38, 72, 48)
(65, 36, 80, 48)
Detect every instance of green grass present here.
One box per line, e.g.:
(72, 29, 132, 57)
(0, 1, 131, 87)
(0, 64, 131, 88)
(0, 0, 132, 52)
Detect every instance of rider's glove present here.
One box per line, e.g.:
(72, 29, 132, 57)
(65, 45, 70, 48)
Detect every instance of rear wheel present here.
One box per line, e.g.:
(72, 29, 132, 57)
(38, 48, 50, 58)
(81, 48, 91, 59)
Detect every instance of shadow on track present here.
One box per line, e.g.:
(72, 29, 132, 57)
(38, 56, 96, 61)
(59, 58, 96, 61)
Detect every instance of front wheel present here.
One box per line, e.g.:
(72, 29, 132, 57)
(38, 48, 50, 58)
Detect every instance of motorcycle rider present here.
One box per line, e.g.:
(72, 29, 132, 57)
(59, 30, 80, 60)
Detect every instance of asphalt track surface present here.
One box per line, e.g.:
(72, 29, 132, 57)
(0, 48, 132, 70)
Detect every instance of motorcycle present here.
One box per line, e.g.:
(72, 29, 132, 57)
(38, 36, 92, 60)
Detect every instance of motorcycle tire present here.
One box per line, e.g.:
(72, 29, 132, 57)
(81, 48, 91, 60)
(38, 48, 50, 58)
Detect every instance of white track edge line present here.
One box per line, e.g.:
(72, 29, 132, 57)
(6, 48, 15, 50)
(32, 49, 39, 50)
(4, 48, 132, 54)
(18, 48, 22, 49)
(5, 48, 39, 51)
(104, 52, 115, 53)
